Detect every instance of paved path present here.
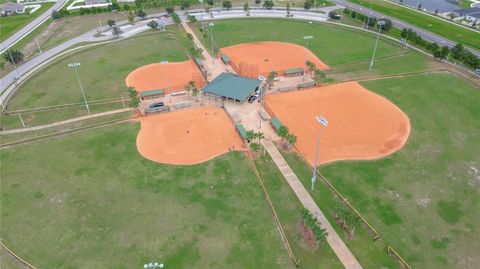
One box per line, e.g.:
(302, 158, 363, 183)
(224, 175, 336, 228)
(0, 108, 131, 135)
(261, 140, 363, 269)
(0, 0, 69, 53)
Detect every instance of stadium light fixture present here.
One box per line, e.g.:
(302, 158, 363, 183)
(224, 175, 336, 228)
(67, 62, 90, 113)
(311, 115, 328, 190)
(209, 22, 215, 65)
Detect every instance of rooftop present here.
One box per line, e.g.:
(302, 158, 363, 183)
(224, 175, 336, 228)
(203, 73, 261, 101)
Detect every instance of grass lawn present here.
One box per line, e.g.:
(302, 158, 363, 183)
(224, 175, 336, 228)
(197, 18, 406, 66)
(0, 122, 297, 268)
(345, 0, 480, 50)
(284, 73, 480, 269)
(7, 27, 191, 113)
(0, 3, 54, 42)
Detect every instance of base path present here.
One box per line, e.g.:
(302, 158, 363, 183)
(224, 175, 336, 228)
(262, 140, 362, 269)
(265, 81, 411, 166)
(136, 107, 243, 165)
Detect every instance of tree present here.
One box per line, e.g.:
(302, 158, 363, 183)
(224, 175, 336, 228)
(135, 0, 144, 8)
(434, 8, 438, 15)
(267, 71, 278, 86)
(107, 19, 116, 27)
(111, 2, 120, 11)
(192, 88, 199, 101)
(112, 25, 122, 37)
(256, 131, 264, 143)
(207, 0, 214, 5)
(335, 203, 362, 238)
(250, 143, 261, 152)
(184, 85, 192, 99)
(304, 0, 312, 10)
(306, 60, 317, 75)
(181, 0, 190, 10)
(328, 11, 337, 19)
(186, 33, 193, 41)
(351, 11, 356, 18)
(147, 20, 158, 29)
(123, 4, 130, 10)
(439, 46, 450, 60)
(286, 2, 291, 17)
(377, 18, 392, 32)
(187, 14, 197, 26)
(172, 12, 181, 26)
(255, 0, 260, 4)
(286, 133, 297, 148)
(246, 130, 255, 142)
(263, 0, 274, 9)
(127, 87, 140, 110)
(51, 10, 61, 20)
(165, 6, 174, 14)
(417, 3, 422, 10)
(3, 49, 23, 64)
(277, 125, 289, 138)
(188, 80, 196, 90)
(128, 11, 135, 24)
(222, 0, 232, 9)
(400, 28, 408, 39)
(243, 2, 250, 15)
(313, 69, 325, 84)
(137, 9, 147, 19)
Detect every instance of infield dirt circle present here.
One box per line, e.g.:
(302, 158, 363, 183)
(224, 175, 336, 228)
(136, 107, 243, 165)
(125, 60, 204, 93)
(265, 81, 411, 166)
(220, 41, 329, 76)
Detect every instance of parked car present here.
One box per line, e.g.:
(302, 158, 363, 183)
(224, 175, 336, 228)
(248, 96, 256, 103)
(149, 102, 164, 108)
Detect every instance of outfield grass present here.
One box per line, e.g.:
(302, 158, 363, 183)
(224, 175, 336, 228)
(0, 122, 299, 268)
(7, 28, 190, 112)
(284, 73, 480, 269)
(198, 18, 406, 66)
(0, 3, 54, 42)
(346, 0, 480, 50)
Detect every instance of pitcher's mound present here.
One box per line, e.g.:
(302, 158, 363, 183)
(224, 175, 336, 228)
(265, 81, 411, 165)
(136, 107, 243, 165)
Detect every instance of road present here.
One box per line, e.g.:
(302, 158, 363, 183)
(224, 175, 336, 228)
(0, 0, 69, 54)
(331, 0, 480, 57)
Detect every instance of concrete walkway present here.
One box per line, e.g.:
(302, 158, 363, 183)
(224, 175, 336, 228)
(261, 140, 363, 269)
(0, 108, 131, 135)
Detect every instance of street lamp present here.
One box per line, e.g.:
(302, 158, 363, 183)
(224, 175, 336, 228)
(199, 0, 205, 31)
(303, 35, 313, 81)
(160, 60, 169, 91)
(369, 20, 386, 71)
(209, 22, 215, 65)
(67, 62, 90, 113)
(311, 115, 328, 190)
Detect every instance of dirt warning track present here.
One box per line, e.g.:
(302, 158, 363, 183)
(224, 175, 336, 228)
(264, 81, 411, 166)
(136, 107, 243, 165)
(220, 41, 328, 77)
(125, 60, 205, 94)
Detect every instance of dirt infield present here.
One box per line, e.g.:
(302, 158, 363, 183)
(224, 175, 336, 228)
(220, 42, 329, 77)
(264, 81, 411, 166)
(136, 107, 243, 165)
(125, 60, 205, 94)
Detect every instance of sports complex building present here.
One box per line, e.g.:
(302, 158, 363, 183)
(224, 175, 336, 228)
(202, 72, 262, 103)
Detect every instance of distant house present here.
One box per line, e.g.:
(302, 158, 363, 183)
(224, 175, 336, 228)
(0, 2, 25, 16)
(452, 7, 480, 21)
(466, 12, 480, 23)
(84, 0, 107, 5)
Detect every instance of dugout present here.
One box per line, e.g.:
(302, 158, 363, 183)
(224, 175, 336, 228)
(203, 73, 261, 103)
(140, 89, 164, 100)
(284, 67, 304, 77)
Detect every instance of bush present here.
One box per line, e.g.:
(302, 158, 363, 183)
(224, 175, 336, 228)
(222, 0, 232, 9)
(304, 0, 311, 9)
(263, 0, 273, 9)
(165, 6, 174, 14)
(3, 49, 23, 64)
(207, 0, 214, 5)
(255, 0, 261, 4)
(181, 0, 190, 10)
(123, 4, 130, 10)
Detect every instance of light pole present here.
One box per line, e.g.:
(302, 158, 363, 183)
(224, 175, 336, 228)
(311, 115, 328, 190)
(369, 20, 385, 71)
(7, 49, 20, 80)
(160, 60, 169, 91)
(209, 22, 215, 65)
(199, 0, 205, 31)
(67, 62, 90, 113)
(303, 35, 313, 81)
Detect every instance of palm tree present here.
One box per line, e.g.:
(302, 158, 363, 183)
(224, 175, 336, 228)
(306, 60, 317, 75)
(256, 131, 264, 144)
(246, 130, 255, 142)
(277, 125, 289, 139)
(192, 88, 199, 101)
(313, 69, 325, 84)
(286, 133, 297, 149)
(267, 71, 278, 86)
(184, 85, 191, 99)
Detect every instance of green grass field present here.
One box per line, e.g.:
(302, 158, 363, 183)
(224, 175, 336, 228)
(0, 121, 344, 268)
(346, 0, 480, 50)
(282, 73, 480, 269)
(0, 3, 54, 42)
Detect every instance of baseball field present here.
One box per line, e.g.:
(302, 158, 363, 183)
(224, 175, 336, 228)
(1, 17, 479, 269)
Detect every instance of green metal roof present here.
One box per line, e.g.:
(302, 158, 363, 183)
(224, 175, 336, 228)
(221, 54, 230, 63)
(271, 117, 282, 131)
(203, 73, 261, 101)
(235, 124, 248, 139)
(194, 57, 204, 67)
(140, 89, 164, 97)
(284, 67, 304, 75)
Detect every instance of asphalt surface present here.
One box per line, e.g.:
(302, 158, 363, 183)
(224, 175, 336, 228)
(0, 0, 69, 53)
(331, 0, 480, 57)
